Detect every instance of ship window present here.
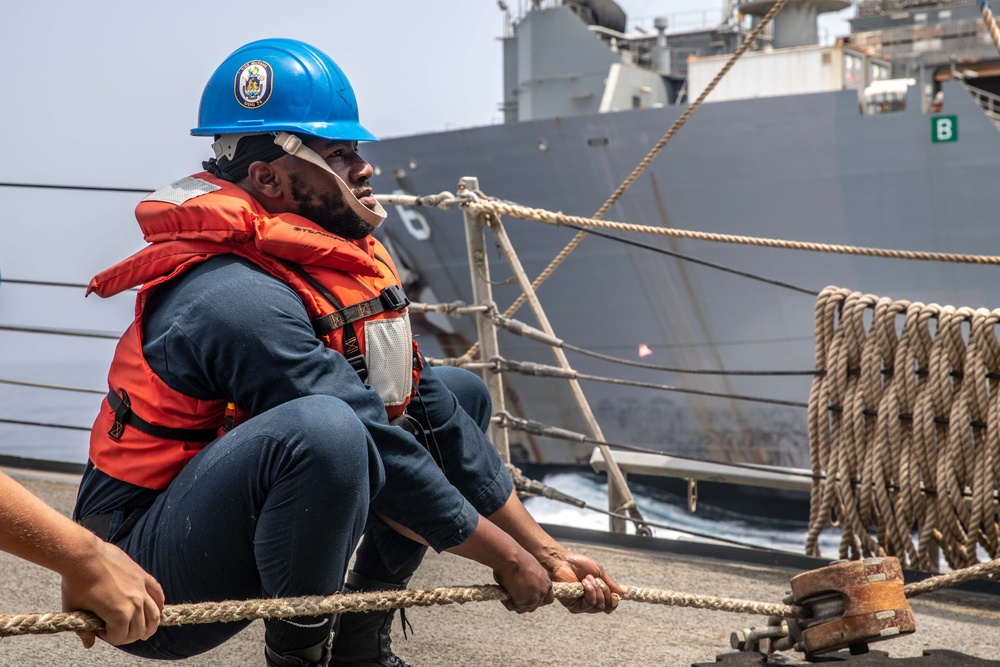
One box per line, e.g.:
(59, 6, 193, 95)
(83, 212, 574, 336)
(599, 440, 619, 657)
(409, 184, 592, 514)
(587, 137, 609, 147)
(844, 53, 864, 89)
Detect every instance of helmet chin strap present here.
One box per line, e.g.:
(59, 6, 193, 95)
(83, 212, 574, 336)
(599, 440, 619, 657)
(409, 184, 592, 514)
(273, 132, 387, 228)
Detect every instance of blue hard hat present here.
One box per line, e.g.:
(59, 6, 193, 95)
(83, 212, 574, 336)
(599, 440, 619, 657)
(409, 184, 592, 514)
(191, 38, 377, 142)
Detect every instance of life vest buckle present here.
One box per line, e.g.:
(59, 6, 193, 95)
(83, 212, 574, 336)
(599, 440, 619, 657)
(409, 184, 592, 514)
(379, 285, 410, 311)
(108, 388, 132, 441)
(348, 354, 369, 384)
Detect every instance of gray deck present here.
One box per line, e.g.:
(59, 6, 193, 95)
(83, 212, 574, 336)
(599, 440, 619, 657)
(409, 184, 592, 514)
(2, 467, 998, 666)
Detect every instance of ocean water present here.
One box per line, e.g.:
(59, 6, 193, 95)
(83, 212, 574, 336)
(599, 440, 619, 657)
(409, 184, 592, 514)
(524, 472, 842, 558)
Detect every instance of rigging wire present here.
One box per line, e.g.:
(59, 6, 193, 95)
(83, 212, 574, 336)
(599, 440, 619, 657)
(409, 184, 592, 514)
(0, 378, 104, 395)
(559, 222, 818, 296)
(496, 358, 810, 409)
(0, 418, 90, 432)
(0, 181, 151, 195)
(526, 490, 801, 554)
(488, 312, 819, 377)
(500, 412, 815, 480)
(1, 278, 92, 290)
(0, 380, 101, 433)
(0, 324, 120, 340)
(501, 415, 998, 502)
(560, 340, 819, 376)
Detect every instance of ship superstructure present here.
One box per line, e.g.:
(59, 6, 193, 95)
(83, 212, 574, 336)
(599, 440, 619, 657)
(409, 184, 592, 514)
(366, 0, 1000, 468)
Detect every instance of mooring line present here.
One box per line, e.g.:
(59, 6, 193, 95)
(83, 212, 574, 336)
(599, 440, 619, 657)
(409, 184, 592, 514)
(0, 583, 799, 638)
(4, 557, 998, 639)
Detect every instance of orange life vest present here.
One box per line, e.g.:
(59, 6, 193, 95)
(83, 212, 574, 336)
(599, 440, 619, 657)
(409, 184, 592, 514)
(87, 172, 420, 490)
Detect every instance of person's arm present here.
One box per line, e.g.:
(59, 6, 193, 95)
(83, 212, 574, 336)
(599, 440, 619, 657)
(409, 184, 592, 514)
(377, 493, 622, 615)
(484, 489, 626, 613)
(0, 472, 164, 647)
(376, 511, 554, 613)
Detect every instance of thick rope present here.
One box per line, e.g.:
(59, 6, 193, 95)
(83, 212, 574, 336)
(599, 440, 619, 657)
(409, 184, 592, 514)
(904, 557, 1000, 597)
(807, 287, 1000, 572)
(0, 583, 800, 638)
(5, 558, 999, 639)
(978, 0, 1000, 55)
(464, 200, 1000, 266)
(465, 0, 790, 360)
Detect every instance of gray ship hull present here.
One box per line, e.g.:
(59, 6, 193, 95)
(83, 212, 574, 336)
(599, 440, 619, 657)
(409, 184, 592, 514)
(364, 79, 1000, 467)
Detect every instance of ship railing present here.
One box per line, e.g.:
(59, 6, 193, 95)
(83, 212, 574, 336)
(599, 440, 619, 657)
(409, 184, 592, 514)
(589, 449, 813, 512)
(376, 180, 1000, 564)
(380, 182, 650, 535)
(961, 80, 1000, 129)
(851, 18, 995, 63)
(378, 183, 822, 537)
(857, 0, 972, 18)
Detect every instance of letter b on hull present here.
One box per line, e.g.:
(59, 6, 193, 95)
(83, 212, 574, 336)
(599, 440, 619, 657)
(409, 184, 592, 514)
(931, 115, 958, 143)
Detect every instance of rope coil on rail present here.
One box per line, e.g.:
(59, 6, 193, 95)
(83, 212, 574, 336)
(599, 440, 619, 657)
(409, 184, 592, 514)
(807, 287, 1000, 572)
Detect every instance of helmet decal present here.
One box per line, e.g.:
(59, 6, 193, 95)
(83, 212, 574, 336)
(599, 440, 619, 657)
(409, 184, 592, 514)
(234, 60, 273, 109)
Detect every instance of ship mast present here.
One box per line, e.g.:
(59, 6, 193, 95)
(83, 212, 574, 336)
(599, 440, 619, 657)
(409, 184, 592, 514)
(739, 0, 850, 47)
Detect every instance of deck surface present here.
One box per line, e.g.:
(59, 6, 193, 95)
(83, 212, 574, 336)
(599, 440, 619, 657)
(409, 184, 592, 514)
(2, 467, 998, 666)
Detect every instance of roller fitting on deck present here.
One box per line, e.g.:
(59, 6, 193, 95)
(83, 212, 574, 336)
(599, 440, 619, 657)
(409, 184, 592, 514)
(730, 557, 916, 658)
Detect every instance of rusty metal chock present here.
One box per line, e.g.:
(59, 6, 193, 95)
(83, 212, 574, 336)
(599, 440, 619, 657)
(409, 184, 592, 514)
(788, 556, 916, 656)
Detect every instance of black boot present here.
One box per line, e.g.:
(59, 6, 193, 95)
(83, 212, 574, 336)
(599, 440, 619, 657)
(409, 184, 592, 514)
(265, 635, 332, 667)
(330, 571, 412, 667)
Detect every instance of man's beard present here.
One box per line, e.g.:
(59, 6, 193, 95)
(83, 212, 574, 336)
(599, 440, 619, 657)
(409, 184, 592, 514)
(289, 173, 375, 240)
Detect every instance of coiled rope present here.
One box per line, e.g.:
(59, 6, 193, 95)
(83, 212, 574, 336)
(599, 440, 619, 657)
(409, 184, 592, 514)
(807, 287, 1000, 572)
(4, 558, 998, 639)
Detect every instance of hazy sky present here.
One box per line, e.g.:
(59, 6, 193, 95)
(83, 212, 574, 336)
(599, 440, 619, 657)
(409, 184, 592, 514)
(1, 0, 855, 282)
(2, 1, 854, 186)
(0, 0, 854, 460)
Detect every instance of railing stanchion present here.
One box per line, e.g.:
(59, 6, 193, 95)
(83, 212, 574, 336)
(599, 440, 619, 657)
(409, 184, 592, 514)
(477, 193, 647, 535)
(460, 177, 511, 463)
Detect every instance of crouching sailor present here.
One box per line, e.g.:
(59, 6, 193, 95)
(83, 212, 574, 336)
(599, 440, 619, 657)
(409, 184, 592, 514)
(74, 38, 624, 667)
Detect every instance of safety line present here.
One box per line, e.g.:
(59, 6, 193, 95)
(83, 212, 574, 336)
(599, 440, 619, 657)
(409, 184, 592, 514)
(468, 199, 1000, 266)
(0, 418, 90, 432)
(0, 378, 104, 394)
(0, 324, 121, 340)
(560, 222, 819, 296)
(0, 181, 151, 194)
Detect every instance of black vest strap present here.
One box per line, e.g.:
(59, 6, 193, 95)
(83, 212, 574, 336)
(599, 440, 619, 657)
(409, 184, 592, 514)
(107, 388, 218, 442)
(282, 261, 409, 386)
(311, 284, 410, 336)
(313, 294, 384, 336)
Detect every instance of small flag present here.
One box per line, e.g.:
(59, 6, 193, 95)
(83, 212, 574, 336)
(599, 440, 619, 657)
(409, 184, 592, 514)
(638, 343, 653, 358)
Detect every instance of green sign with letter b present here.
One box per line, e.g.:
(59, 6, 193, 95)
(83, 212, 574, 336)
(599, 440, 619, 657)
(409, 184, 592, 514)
(931, 115, 958, 143)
